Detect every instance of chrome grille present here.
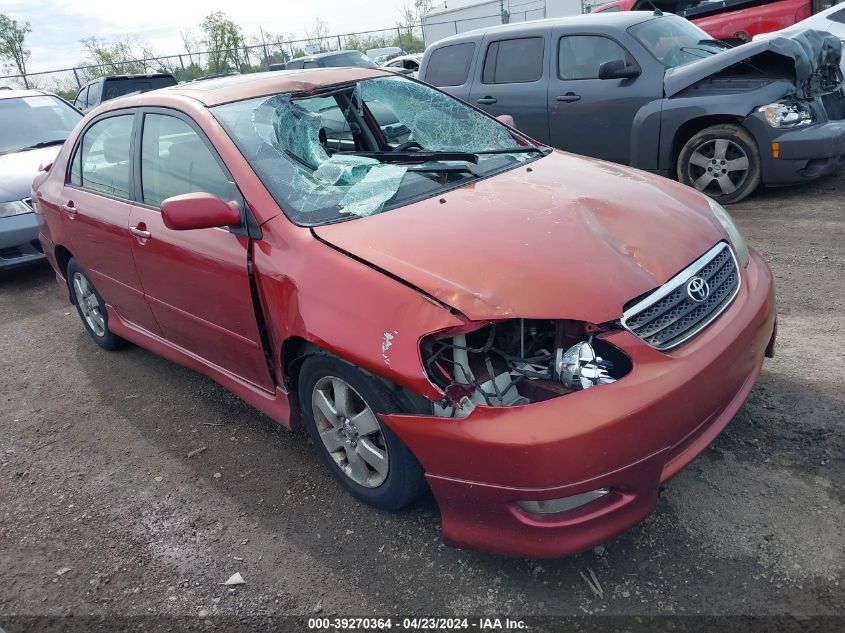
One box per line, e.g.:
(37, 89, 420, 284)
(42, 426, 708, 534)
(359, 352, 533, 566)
(621, 242, 740, 351)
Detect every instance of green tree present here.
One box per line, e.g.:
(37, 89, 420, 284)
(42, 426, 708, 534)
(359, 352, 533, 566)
(0, 14, 32, 88)
(79, 36, 148, 80)
(396, 0, 431, 52)
(200, 11, 244, 73)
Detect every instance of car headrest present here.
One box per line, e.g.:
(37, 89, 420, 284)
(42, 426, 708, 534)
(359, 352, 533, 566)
(167, 140, 207, 164)
(102, 134, 130, 164)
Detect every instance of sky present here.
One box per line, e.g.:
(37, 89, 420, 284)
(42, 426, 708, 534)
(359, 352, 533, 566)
(3, 0, 417, 74)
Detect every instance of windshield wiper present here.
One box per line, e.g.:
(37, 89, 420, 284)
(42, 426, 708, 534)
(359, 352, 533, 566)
(348, 146, 548, 164)
(408, 164, 480, 176)
(346, 150, 480, 164)
(698, 38, 731, 49)
(16, 139, 66, 152)
(474, 146, 550, 156)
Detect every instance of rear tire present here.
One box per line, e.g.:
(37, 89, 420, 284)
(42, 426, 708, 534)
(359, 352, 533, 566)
(677, 124, 761, 204)
(298, 354, 426, 510)
(67, 258, 126, 351)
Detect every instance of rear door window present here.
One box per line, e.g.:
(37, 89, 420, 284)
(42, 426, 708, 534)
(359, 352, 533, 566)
(558, 35, 630, 80)
(70, 114, 134, 198)
(140, 113, 233, 207)
(482, 37, 545, 84)
(425, 42, 476, 87)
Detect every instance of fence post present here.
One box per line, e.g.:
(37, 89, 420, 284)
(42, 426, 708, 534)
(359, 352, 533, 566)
(72, 68, 81, 88)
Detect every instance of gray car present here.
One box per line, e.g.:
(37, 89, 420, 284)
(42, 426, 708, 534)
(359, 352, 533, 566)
(419, 11, 845, 203)
(0, 90, 82, 270)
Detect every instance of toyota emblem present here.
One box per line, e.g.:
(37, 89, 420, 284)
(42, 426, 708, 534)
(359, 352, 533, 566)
(686, 276, 710, 303)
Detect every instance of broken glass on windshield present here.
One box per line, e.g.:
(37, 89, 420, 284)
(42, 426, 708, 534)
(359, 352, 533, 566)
(213, 76, 539, 224)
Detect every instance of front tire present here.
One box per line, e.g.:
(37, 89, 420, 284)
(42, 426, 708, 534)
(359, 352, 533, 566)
(298, 354, 426, 510)
(67, 258, 125, 350)
(677, 124, 761, 204)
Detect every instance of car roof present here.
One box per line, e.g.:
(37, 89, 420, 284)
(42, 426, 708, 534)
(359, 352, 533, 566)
(0, 88, 55, 101)
(158, 67, 388, 106)
(431, 11, 659, 45)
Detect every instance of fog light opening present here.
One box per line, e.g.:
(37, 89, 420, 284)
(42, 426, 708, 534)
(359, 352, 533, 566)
(516, 487, 611, 516)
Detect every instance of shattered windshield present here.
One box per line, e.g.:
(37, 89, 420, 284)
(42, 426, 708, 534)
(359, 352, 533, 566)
(213, 76, 540, 224)
(630, 16, 729, 68)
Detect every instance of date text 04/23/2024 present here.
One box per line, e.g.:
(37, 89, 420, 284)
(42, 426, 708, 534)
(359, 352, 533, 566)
(307, 617, 527, 630)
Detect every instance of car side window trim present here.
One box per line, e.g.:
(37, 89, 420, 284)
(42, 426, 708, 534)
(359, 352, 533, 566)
(131, 106, 250, 235)
(554, 31, 639, 82)
(65, 109, 137, 204)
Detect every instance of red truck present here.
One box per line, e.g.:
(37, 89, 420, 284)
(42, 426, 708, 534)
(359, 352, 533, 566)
(590, 0, 834, 43)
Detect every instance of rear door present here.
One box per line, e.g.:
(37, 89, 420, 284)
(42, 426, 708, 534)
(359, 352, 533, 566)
(127, 109, 273, 391)
(468, 31, 550, 142)
(62, 111, 162, 334)
(547, 28, 662, 164)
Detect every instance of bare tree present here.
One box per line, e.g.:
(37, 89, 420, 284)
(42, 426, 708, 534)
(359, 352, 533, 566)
(0, 13, 32, 88)
(305, 18, 330, 52)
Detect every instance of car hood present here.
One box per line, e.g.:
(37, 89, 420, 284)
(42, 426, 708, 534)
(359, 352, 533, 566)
(0, 145, 62, 202)
(313, 152, 726, 323)
(664, 29, 843, 97)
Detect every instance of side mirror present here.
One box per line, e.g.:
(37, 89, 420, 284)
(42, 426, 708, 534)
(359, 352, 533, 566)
(496, 114, 516, 127)
(161, 192, 241, 231)
(598, 59, 640, 80)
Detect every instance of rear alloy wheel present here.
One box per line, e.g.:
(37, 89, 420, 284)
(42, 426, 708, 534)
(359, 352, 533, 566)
(67, 258, 125, 350)
(298, 354, 425, 510)
(677, 124, 761, 204)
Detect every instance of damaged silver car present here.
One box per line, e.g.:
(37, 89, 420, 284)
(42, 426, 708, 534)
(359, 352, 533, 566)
(420, 11, 845, 203)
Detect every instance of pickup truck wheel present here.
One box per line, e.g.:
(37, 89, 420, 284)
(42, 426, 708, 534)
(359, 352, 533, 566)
(298, 354, 426, 510)
(677, 124, 761, 204)
(67, 258, 126, 350)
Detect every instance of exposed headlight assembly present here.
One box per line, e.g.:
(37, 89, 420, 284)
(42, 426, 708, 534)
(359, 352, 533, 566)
(759, 101, 813, 128)
(708, 197, 749, 268)
(0, 200, 33, 218)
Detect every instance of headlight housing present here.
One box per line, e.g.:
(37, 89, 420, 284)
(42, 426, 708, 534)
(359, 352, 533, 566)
(708, 197, 749, 268)
(0, 200, 33, 218)
(758, 101, 813, 128)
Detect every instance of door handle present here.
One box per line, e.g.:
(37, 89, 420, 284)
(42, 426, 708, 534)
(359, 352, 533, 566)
(61, 201, 77, 217)
(477, 96, 498, 105)
(556, 93, 581, 103)
(129, 225, 151, 240)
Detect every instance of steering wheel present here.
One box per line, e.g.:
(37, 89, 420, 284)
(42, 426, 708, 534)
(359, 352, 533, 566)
(393, 141, 424, 152)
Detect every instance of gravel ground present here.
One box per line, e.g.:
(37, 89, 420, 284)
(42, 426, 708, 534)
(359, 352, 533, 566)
(0, 173, 843, 628)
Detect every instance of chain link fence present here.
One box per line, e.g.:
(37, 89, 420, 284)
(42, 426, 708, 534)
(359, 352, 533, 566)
(0, 25, 425, 100)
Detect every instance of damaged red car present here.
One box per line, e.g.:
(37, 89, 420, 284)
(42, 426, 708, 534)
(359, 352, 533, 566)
(33, 69, 777, 558)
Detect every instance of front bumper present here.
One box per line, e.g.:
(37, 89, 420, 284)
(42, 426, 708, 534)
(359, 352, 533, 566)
(382, 248, 776, 558)
(746, 114, 845, 186)
(0, 212, 45, 270)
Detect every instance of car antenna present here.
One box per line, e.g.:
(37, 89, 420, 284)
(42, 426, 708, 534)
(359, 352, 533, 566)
(644, 1, 663, 15)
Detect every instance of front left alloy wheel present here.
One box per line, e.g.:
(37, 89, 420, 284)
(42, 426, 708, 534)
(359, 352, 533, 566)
(298, 354, 425, 510)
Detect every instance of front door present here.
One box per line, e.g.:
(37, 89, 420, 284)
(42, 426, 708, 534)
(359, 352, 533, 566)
(547, 30, 661, 165)
(63, 112, 161, 334)
(127, 110, 273, 392)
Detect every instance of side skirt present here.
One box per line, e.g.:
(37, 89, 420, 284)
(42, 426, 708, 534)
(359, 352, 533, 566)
(106, 305, 296, 430)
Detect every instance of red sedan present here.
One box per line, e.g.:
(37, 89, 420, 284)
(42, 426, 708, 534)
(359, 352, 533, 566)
(33, 69, 776, 558)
